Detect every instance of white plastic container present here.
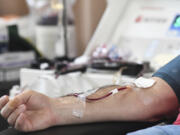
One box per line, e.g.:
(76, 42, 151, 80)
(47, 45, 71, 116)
(36, 25, 59, 59)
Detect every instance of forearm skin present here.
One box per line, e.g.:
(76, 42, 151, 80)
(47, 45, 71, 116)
(52, 77, 179, 126)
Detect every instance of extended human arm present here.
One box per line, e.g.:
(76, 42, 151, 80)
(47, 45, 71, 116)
(0, 77, 179, 132)
(52, 77, 179, 125)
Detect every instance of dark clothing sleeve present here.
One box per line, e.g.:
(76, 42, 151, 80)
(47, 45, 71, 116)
(153, 55, 180, 103)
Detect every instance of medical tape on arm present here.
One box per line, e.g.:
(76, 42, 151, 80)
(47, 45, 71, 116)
(72, 94, 86, 118)
(72, 88, 99, 118)
(133, 77, 156, 105)
(71, 86, 130, 118)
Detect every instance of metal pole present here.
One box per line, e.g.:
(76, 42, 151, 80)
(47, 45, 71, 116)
(62, 0, 68, 59)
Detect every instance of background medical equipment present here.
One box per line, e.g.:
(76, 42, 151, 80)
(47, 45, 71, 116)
(10, 0, 180, 99)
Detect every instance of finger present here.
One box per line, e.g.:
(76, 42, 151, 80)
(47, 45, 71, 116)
(1, 97, 21, 119)
(0, 96, 9, 109)
(1, 90, 34, 119)
(15, 113, 32, 132)
(7, 104, 26, 126)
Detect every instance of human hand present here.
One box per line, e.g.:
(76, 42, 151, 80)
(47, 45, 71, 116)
(0, 90, 57, 132)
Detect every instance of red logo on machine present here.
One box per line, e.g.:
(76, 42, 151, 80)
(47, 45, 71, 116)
(135, 16, 143, 23)
(135, 15, 167, 23)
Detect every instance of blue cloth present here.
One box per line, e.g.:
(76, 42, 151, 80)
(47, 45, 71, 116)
(127, 125, 180, 135)
(153, 55, 180, 103)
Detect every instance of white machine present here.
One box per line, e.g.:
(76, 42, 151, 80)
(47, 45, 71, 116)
(18, 0, 180, 98)
(84, 0, 180, 67)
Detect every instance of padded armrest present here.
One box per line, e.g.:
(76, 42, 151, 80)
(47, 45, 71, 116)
(0, 121, 161, 135)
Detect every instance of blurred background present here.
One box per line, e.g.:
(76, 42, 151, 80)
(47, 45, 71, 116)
(0, 0, 106, 91)
(0, 0, 106, 58)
